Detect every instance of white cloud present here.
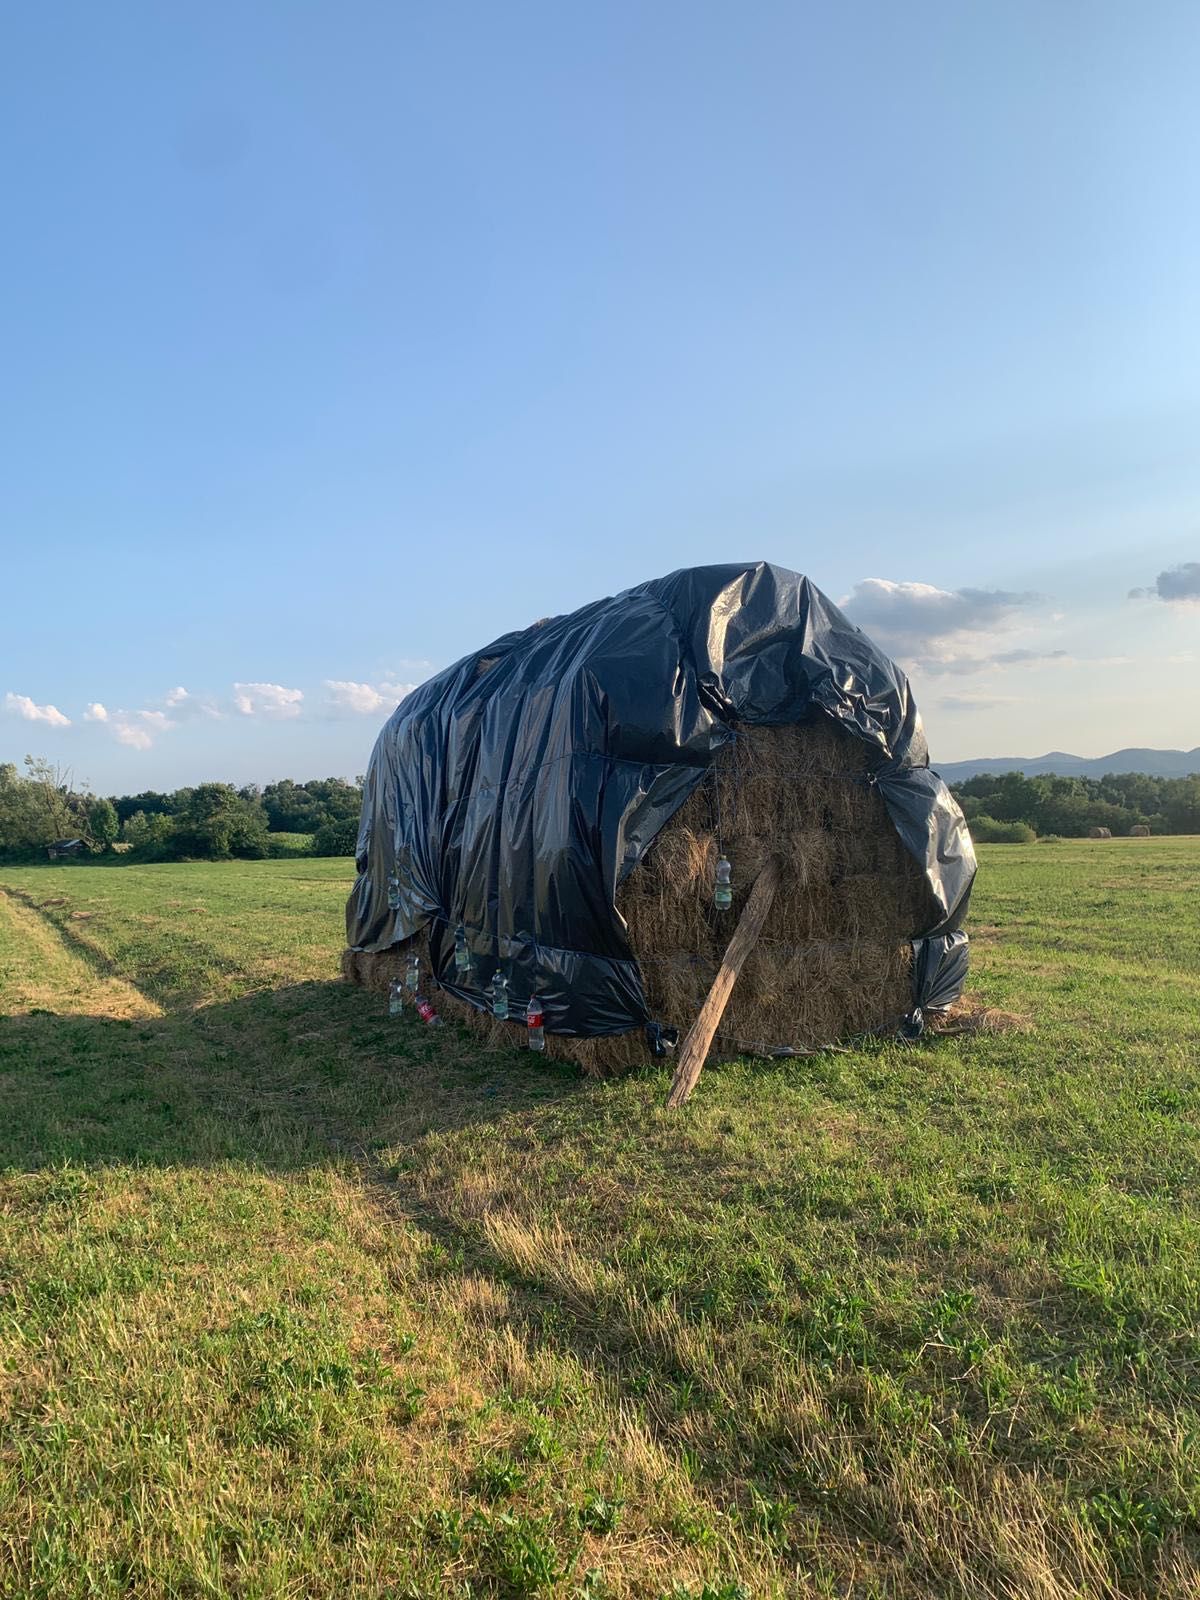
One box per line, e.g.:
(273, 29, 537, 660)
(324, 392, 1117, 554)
(84, 702, 109, 722)
(322, 679, 416, 717)
(842, 579, 1040, 661)
(4, 692, 71, 727)
(161, 686, 221, 720)
(840, 578, 1055, 677)
(111, 709, 175, 750)
(232, 682, 304, 718)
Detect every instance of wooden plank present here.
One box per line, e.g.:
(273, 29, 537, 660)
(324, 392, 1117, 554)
(665, 854, 781, 1108)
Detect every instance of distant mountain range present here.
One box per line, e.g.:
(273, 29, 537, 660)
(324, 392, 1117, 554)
(934, 748, 1200, 783)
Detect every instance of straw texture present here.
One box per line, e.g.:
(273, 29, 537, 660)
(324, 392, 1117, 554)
(344, 719, 938, 1073)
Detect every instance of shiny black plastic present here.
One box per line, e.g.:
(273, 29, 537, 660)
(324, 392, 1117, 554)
(346, 563, 976, 1038)
(902, 930, 973, 1037)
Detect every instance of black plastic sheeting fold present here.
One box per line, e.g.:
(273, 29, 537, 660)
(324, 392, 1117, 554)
(346, 562, 977, 1040)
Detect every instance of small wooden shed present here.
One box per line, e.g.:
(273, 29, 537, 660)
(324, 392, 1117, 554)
(46, 838, 86, 860)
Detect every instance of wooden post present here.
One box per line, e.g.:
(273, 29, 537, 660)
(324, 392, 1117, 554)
(665, 855, 781, 1108)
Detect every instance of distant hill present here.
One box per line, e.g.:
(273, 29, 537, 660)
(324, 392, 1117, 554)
(935, 748, 1200, 783)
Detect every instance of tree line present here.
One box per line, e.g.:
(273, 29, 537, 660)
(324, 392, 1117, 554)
(0, 760, 362, 861)
(5, 754, 1198, 863)
(949, 770, 1200, 841)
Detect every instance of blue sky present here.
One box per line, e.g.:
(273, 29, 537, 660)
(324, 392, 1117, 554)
(3, 0, 1198, 792)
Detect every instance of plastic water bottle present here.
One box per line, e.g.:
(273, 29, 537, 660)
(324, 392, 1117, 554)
(492, 970, 509, 1020)
(388, 977, 405, 1017)
(415, 994, 442, 1027)
(454, 922, 471, 975)
(714, 856, 733, 910)
(405, 952, 421, 994)
(386, 869, 401, 911)
(526, 995, 545, 1052)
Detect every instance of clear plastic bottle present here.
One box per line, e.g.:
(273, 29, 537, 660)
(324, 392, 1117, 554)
(388, 977, 405, 1017)
(714, 855, 733, 910)
(415, 994, 442, 1027)
(454, 922, 471, 975)
(526, 995, 545, 1052)
(405, 952, 421, 993)
(492, 970, 509, 1021)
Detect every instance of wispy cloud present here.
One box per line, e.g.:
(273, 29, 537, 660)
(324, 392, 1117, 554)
(322, 679, 416, 717)
(920, 647, 1071, 677)
(163, 686, 222, 720)
(1129, 561, 1200, 603)
(110, 710, 175, 750)
(4, 691, 71, 727)
(936, 692, 1026, 712)
(232, 682, 304, 718)
(87, 686, 222, 751)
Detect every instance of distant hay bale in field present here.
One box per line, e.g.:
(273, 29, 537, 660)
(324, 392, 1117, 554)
(1130, 824, 1151, 837)
(345, 719, 940, 1073)
(1088, 826, 1113, 839)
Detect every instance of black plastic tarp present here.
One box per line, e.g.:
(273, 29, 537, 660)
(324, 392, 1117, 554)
(346, 562, 976, 1038)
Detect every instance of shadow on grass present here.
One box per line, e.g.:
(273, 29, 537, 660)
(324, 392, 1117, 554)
(0, 979, 587, 1173)
(2, 980, 1178, 1590)
(0, 979, 852, 1550)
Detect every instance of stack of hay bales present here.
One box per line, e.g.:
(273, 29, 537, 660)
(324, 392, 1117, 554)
(343, 716, 938, 1074)
(342, 563, 976, 1077)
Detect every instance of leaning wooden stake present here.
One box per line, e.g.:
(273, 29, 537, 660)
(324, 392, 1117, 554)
(665, 854, 781, 1108)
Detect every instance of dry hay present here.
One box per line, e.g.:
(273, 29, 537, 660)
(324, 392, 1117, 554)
(1130, 824, 1151, 837)
(1088, 826, 1113, 839)
(344, 720, 940, 1074)
(925, 999, 1032, 1036)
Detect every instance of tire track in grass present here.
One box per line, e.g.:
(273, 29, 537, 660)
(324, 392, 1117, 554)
(0, 888, 161, 1020)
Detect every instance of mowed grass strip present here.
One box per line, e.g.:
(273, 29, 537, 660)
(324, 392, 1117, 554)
(0, 842, 1197, 1597)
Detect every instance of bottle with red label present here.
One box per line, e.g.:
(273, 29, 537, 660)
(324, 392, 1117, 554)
(415, 994, 442, 1027)
(526, 995, 545, 1052)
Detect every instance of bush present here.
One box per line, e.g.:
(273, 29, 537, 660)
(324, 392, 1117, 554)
(266, 832, 314, 859)
(970, 814, 1037, 844)
(311, 818, 359, 856)
(122, 810, 177, 860)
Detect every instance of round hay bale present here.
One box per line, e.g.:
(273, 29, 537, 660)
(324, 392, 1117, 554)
(1088, 826, 1113, 839)
(344, 717, 938, 1073)
(1129, 824, 1150, 837)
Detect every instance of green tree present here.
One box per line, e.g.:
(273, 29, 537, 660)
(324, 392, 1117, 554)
(0, 757, 92, 856)
(172, 784, 270, 859)
(1163, 777, 1200, 834)
(86, 797, 119, 851)
(311, 817, 359, 856)
(122, 810, 177, 859)
(111, 789, 178, 826)
(262, 777, 363, 833)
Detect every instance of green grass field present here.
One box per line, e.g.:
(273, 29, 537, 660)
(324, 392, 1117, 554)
(0, 840, 1197, 1599)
